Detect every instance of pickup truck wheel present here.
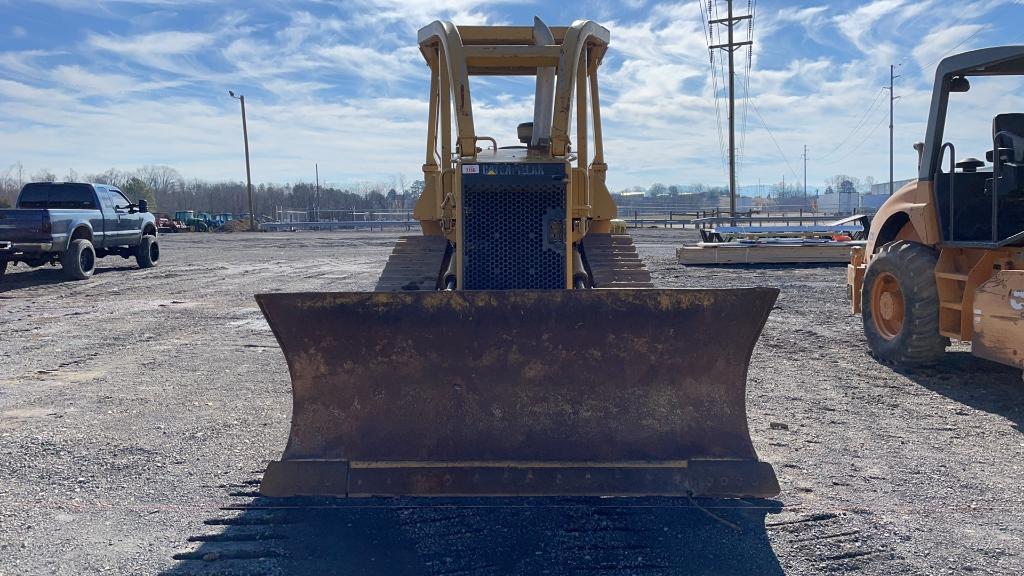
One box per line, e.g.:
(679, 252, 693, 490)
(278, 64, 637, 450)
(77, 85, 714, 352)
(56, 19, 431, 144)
(63, 239, 96, 280)
(0, 260, 7, 282)
(136, 235, 159, 268)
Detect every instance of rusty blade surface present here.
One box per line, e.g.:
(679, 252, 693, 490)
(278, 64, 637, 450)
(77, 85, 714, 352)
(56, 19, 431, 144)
(255, 288, 779, 497)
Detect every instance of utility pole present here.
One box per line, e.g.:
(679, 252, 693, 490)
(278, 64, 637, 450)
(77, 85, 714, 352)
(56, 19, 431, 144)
(229, 91, 255, 230)
(709, 0, 752, 219)
(802, 145, 808, 210)
(315, 163, 320, 222)
(883, 64, 901, 196)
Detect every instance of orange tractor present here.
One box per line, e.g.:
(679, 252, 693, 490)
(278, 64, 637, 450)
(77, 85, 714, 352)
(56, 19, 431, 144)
(849, 46, 1024, 373)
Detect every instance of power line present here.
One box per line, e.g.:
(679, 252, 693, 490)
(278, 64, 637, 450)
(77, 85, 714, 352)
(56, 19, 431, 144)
(884, 64, 901, 195)
(902, 3, 1017, 73)
(713, 1, 731, 176)
(707, 0, 753, 217)
(737, 0, 755, 175)
(914, 25, 986, 73)
(749, 98, 800, 180)
(822, 106, 890, 166)
(706, 1, 726, 170)
(698, 0, 728, 176)
(818, 88, 886, 160)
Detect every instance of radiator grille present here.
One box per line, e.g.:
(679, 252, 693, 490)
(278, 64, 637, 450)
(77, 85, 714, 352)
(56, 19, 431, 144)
(462, 177, 566, 290)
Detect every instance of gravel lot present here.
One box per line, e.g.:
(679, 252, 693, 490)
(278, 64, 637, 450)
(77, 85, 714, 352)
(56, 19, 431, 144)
(0, 228, 1022, 575)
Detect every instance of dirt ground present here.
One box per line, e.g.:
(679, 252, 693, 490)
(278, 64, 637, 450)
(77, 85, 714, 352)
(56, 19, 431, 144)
(1, 228, 1022, 575)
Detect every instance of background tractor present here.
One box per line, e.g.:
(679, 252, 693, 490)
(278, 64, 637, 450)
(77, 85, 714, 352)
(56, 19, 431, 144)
(849, 46, 1024, 373)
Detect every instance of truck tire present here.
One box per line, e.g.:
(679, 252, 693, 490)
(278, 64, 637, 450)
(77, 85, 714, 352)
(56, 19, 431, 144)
(63, 239, 96, 280)
(0, 260, 7, 282)
(862, 240, 948, 368)
(135, 235, 159, 268)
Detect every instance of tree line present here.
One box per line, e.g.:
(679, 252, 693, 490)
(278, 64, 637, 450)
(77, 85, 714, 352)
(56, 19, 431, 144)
(0, 163, 423, 216)
(0, 161, 885, 215)
(621, 173, 882, 200)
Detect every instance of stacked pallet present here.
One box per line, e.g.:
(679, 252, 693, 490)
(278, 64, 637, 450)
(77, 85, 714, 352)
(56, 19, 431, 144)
(677, 240, 864, 265)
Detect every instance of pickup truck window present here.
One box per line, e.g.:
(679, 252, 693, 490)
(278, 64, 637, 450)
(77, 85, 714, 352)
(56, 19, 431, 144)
(18, 183, 97, 209)
(109, 190, 132, 209)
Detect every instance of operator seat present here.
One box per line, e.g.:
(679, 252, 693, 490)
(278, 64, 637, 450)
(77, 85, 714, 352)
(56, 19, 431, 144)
(991, 113, 1024, 196)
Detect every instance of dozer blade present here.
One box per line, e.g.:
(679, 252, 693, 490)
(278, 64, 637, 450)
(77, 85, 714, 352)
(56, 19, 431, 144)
(256, 288, 780, 498)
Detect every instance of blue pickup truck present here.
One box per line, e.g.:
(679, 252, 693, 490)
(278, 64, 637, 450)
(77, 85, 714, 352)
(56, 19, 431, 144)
(0, 182, 159, 281)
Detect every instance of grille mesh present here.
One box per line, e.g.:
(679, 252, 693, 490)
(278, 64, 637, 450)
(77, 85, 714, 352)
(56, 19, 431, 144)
(463, 181, 565, 290)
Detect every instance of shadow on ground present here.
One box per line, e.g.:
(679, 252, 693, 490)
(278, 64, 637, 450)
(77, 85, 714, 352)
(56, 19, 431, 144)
(0, 264, 136, 291)
(680, 262, 848, 270)
(902, 351, 1024, 431)
(163, 496, 785, 576)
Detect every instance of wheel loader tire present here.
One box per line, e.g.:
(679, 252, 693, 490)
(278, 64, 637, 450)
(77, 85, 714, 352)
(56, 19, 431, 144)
(63, 239, 96, 280)
(135, 235, 159, 268)
(862, 240, 948, 368)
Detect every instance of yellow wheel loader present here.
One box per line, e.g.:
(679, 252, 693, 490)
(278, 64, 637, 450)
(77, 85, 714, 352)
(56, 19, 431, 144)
(849, 46, 1024, 373)
(256, 19, 780, 498)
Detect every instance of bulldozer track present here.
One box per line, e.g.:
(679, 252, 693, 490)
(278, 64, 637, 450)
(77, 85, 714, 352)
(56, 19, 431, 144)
(582, 233, 654, 288)
(374, 235, 449, 292)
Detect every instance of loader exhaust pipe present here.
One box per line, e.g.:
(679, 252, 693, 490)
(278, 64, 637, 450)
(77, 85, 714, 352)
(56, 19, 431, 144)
(531, 17, 555, 149)
(256, 288, 780, 498)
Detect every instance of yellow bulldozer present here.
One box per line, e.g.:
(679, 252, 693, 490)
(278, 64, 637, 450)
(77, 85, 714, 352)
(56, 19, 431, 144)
(256, 19, 780, 498)
(849, 46, 1024, 373)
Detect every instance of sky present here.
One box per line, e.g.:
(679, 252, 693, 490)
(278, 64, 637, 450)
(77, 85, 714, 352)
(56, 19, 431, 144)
(0, 0, 1022, 193)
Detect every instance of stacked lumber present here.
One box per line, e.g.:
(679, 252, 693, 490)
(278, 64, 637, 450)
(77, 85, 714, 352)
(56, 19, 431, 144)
(677, 240, 864, 265)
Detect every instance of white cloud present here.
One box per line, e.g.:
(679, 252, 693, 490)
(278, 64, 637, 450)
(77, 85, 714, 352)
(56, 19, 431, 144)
(0, 0, 1020, 192)
(316, 44, 422, 83)
(912, 24, 987, 75)
(88, 30, 214, 56)
(350, 0, 523, 27)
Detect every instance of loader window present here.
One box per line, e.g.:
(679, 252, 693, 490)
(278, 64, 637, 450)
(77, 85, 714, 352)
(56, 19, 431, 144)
(935, 153, 1024, 245)
(935, 78, 1024, 246)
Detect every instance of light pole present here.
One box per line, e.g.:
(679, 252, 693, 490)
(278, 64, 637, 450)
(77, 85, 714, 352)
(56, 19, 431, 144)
(229, 91, 255, 230)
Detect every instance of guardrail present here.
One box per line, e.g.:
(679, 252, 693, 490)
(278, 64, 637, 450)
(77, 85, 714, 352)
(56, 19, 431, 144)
(621, 210, 858, 229)
(261, 219, 415, 231)
(261, 209, 857, 232)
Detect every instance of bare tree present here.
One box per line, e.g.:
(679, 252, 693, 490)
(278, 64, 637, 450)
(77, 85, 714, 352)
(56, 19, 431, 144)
(136, 165, 183, 198)
(88, 168, 130, 187)
(396, 174, 408, 208)
(0, 164, 20, 207)
(30, 169, 55, 182)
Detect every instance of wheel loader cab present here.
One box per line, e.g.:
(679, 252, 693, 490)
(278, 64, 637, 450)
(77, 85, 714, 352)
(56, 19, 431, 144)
(932, 111, 1024, 246)
(923, 49, 1024, 248)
